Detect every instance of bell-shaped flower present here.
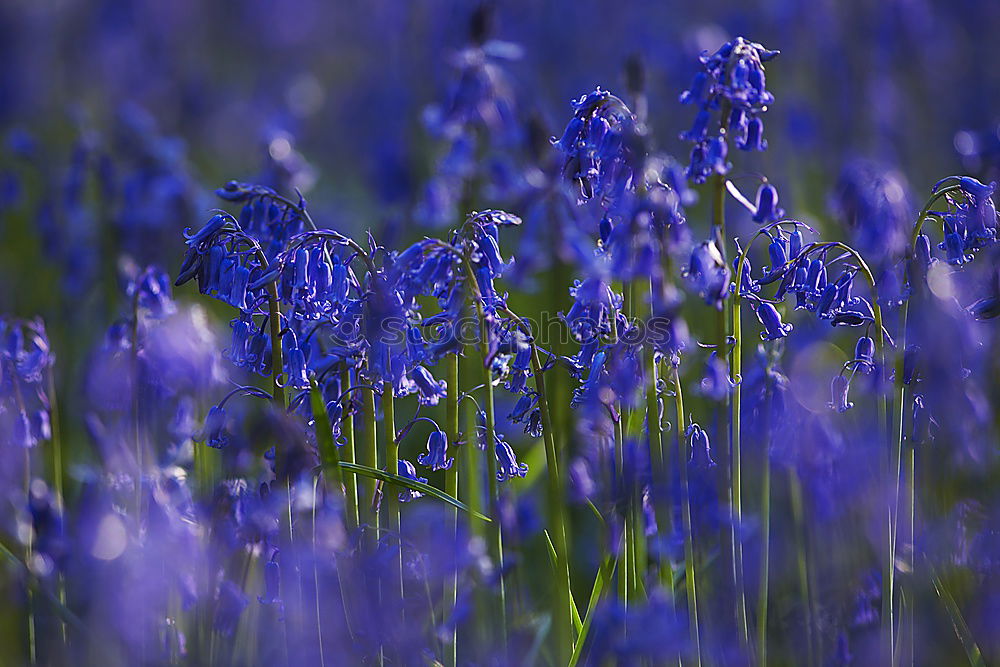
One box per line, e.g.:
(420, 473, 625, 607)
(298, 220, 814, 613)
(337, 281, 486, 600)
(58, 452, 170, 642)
(417, 429, 453, 471)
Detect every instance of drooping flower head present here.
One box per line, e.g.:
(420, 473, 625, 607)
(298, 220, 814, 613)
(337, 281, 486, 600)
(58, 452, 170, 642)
(551, 88, 642, 204)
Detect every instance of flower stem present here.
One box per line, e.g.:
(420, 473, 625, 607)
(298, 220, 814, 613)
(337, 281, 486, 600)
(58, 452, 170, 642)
(382, 382, 404, 621)
(529, 342, 573, 663)
(714, 172, 748, 650)
(340, 369, 359, 531)
(444, 353, 460, 667)
(673, 362, 702, 666)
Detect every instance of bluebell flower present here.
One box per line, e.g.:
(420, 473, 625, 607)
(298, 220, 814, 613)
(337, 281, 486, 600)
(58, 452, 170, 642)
(756, 302, 793, 340)
(752, 183, 784, 224)
(829, 375, 853, 413)
(397, 459, 428, 502)
(683, 240, 730, 310)
(417, 430, 453, 472)
(495, 435, 528, 482)
(409, 365, 447, 406)
(199, 405, 229, 449)
(257, 553, 281, 605)
(680, 36, 778, 182)
(851, 336, 876, 373)
(686, 423, 716, 469)
(969, 295, 1000, 320)
(551, 88, 640, 203)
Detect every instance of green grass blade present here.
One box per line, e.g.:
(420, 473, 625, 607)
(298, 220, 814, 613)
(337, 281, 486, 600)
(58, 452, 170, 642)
(544, 529, 582, 634)
(336, 461, 491, 522)
(569, 549, 618, 667)
(929, 563, 985, 666)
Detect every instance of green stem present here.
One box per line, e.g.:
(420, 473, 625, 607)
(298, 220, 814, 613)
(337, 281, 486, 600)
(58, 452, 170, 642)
(46, 366, 68, 647)
(789, 468, 816, 666)
(444, 353, 459, 667)
(382, 383, 403, 616)
(674, 364, 702, 666)
(529, 343, 573, 663)
(757, 446, 771, 667)
(361, 382, 379, 547)
(340, 369, 359, 531)
(714, 173, 747, 650)
(608, 307, 629, 611)
(460, 253, 507, 649)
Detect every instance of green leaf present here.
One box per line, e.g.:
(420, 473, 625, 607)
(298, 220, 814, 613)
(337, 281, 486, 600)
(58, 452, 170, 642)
(569, 543, 619, 667)
(311, 381, 344, 493)
(929, 563, 985, 666)
(336, 461, 491, 522)
(0, 538, 87, 635)
(544, 530, 583, 634)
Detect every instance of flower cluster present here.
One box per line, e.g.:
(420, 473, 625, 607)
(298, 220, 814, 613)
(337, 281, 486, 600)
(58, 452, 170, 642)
(680, 36, 779, 183)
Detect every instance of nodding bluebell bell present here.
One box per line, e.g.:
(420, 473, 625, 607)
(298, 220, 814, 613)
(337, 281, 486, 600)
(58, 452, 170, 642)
(551, 88, 641, 203)
(495, 434, 529, 482)
(831, 296, 876, 327)
(417, 429, 453, 472)
(684, 240, 730, 310)
(680, 36, 778, 183)
(198, 405, 229, 449)
(504, 336, 532, 394)
(409, 365, 447, 406)
(752, 183, 785, 224)
(686, 423, 716, 468)
(755, 301, 793, 341)
(851, 336, 876, 373)
(508, 391, 538, 424)
(565, 276, 616, 341)
(397, 459, 427, 502)
(941, 217, 974, 266)
(130, 266, 176, 318)
(258, 552, 281, 605)
(760, 232, 788, 282)
(828, 374, 853, 413)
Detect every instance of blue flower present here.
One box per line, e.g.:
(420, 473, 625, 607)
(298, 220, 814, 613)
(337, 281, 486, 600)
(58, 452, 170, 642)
(851, 336, 876, 373)
(397, 459, 428, 502)
(752, 183, 785, 224)
(683, 240, 730, 310)
(755, 302, 793, 341)
(417, 429, 453, 472)
(680, 36, 778, 182)
(495, 435, 528, 482)
(199, 405, 229, 449)
(409, 365, 447, 406)
(829, 375, 853, 413)
(551, 88, 640, 203)
(686, 423, 716, 469)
